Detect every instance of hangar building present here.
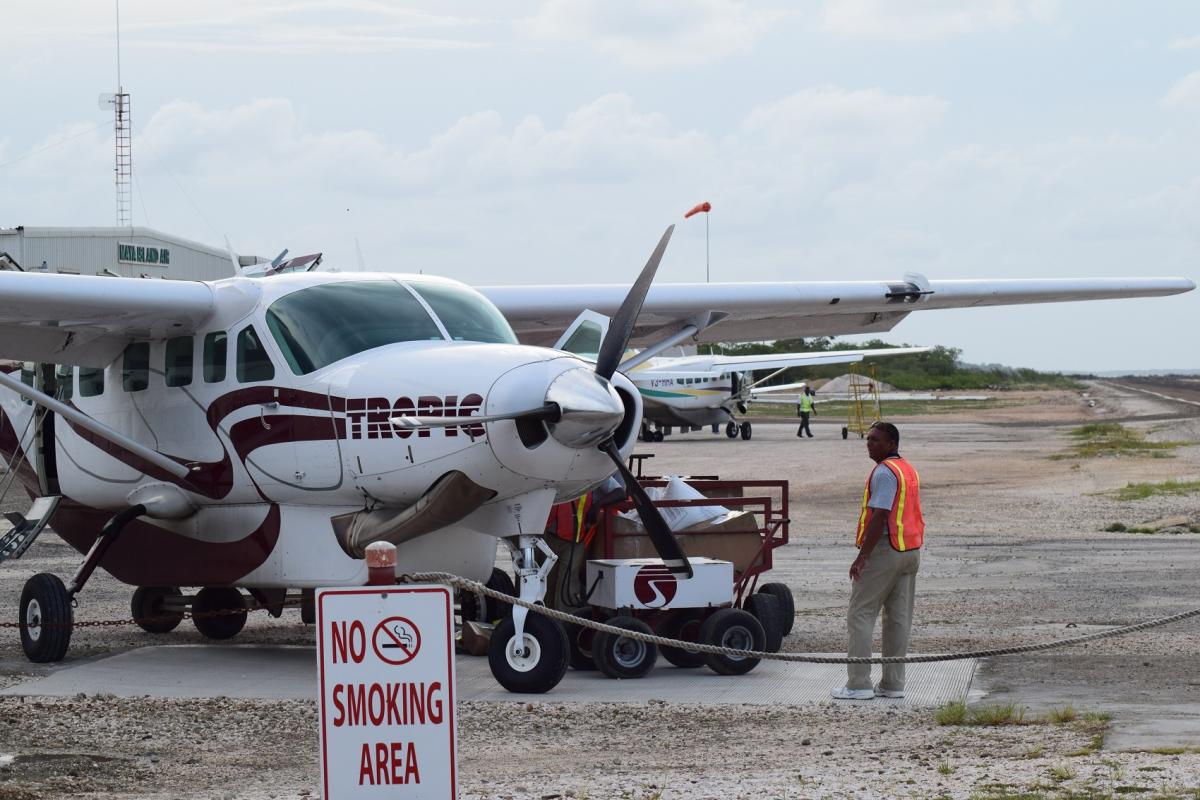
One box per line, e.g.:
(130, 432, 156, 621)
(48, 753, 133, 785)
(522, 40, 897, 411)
(0, 226, 256, 281)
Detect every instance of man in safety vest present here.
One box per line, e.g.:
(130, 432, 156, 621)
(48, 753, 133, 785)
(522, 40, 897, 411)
(832, 421, 925, 700)
(796, 386, 816, 438)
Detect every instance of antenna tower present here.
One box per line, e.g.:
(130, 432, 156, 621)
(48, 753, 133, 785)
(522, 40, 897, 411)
(114, 89, 132, 227)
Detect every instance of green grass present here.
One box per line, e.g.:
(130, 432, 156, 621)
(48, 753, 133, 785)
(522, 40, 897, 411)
(935, 700, 1030, 726)
(749, 398, 1016, 419)
(938, 762, 956, 775)
(1047, 764, 1075, 782)
(1108, 480, 1200, 501)
(1054, 423, 1187, 460)
(1045, 705, 1078, 724)
(935, 700, 967, 725)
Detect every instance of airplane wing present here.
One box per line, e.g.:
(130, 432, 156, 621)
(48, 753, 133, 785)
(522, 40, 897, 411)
(636, 346, 931, 375)
(478, 277, 1195, 346)
(0, 271, 216, 366)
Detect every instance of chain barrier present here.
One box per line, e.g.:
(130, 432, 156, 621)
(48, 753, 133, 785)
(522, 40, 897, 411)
(0, 598, 304, 630)
(405, 571, 1200, 665)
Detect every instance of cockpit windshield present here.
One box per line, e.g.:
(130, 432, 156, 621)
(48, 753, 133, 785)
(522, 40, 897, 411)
(407, 281, 518, 345)
(266, 281, 445, 375)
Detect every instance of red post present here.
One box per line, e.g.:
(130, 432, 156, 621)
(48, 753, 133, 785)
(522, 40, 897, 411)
(365, 541, 397, 585)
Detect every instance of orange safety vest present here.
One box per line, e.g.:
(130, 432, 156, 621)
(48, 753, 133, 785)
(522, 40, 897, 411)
(854, 456, 925, 552)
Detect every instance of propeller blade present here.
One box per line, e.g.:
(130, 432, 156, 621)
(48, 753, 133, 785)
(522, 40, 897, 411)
(594, 225, 674, 380)
(600, 439, 693, 578)
(391, 403, 558, 430)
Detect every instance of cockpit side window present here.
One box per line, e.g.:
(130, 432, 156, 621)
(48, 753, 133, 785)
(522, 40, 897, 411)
(407, 281, 518, 345)
(203, 332, 227, 383)
(266, 281, 445, 375)
(122, 342, 150, 392)
(236, 326, 275, 383)
(559, 321, 602, 357)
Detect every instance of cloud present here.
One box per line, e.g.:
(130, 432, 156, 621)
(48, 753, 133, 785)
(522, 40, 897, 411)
(521, 0, 782, 67)
(1167, 34, 1200, 50)
(1162, 69, 1200, 109)
(819, 0, 1057, 41)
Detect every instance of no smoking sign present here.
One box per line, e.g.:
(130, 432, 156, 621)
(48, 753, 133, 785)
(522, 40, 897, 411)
(317, 585, 457, 798)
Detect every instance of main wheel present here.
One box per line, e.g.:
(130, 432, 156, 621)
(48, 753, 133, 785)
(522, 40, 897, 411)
(842, 427, 849, 439)
(740, 422, 752, 440)
(652, 430, 664, 442)
(725, 422, 738, 439)
(699, 608, 765, 676)
(488, 613, 569, 694)
(131, 586, 183, 634)
(743, 592, 784, 653)
(659, 609, 707, 668)
(462, 568, 516, 623)
(19, 573, 72, 663)
(593, 616, 657, 679)
(758, 582, 796, 636)
(191, 587, 247, 640)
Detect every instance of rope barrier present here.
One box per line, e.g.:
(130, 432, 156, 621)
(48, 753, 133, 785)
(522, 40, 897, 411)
(405, 571, 1200, 665)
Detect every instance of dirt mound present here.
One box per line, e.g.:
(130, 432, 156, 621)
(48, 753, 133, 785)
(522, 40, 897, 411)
(815, 373, 897, 394)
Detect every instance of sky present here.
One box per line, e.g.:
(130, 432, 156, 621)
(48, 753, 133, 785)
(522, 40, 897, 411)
(2, 0, 1199, 372)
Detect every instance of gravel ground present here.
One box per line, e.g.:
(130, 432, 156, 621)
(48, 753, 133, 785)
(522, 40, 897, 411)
(1, 381, 1200, 799)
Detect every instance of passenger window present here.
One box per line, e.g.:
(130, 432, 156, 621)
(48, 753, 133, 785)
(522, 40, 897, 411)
(54, 365, 73, 401)
(165, 336, 194, 387)
(122, 342, 149, 392)
(236, 326, 275, 383)
(203, 332, 227, 383)
(79, 367, 104, 397)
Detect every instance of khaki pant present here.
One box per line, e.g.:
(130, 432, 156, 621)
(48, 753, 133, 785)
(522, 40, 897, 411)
(846, 544, 920, 691)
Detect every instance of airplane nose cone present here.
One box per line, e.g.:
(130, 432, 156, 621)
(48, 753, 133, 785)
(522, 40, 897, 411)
(544, 367, 624, 448)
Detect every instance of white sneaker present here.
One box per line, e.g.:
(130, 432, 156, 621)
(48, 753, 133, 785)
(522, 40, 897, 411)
(830, 686, 874, 700)
(874, 686, 905, 698)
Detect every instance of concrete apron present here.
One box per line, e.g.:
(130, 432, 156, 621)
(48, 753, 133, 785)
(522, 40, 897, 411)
(0, 645, 975, 707)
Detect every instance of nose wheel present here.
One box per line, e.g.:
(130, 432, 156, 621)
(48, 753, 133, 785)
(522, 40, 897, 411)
(487, 614, 569, 693)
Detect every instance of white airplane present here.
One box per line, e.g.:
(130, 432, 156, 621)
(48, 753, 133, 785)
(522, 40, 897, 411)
(546, 310, 927, 440)
(0, 225, 1192, 695)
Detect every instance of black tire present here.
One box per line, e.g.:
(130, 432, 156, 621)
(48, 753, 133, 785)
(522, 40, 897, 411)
(593, 616, 657, 679)
(653, 431, 664, 442)
(725, 422, 738, 439)
(485, 568, 516, 620)
(131, 586, 183, 634)
(191, 587, 247, 640)
(300, 589, 316, 625)
(758, 582, 795, 636)
(488, 613, 569, 694)
(711, 424, 720, 433)
(563, 608, 596, 670)
(842, 427, 849, 439)
(743, 592, 784, 653)
(740, 422, 752, 440)
(19, 573, 72, 663)
(660, 609, 707, 668)
(699, 608, 764, 676)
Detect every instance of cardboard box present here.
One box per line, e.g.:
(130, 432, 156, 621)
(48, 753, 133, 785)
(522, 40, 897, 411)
(593, 510, 765, 574)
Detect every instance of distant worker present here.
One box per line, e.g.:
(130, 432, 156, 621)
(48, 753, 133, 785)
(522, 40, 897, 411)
(831, 421, 924, 701)
(796, 386, 816, 438)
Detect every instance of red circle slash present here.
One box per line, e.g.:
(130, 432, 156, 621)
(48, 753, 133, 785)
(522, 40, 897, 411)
(372, 616, 422, 665)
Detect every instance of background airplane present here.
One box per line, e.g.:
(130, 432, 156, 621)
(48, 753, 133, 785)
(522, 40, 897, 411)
(547, 309, 927, 440)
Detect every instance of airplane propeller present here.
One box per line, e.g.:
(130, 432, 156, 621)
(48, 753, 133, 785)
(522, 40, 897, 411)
(592, 225, 694, 578)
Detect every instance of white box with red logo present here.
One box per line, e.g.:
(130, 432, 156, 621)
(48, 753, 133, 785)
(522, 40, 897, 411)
(585, 557, 733, 610)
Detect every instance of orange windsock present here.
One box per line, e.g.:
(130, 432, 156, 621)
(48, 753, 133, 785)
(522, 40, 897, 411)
(684, 201, 711, 218)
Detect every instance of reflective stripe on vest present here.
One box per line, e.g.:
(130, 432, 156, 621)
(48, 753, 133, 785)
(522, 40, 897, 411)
(854, 456, 925, 551)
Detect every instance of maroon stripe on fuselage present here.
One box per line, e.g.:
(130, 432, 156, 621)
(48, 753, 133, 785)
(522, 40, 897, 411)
(227, 414, 346, 463)
(51, 501, 281, 586)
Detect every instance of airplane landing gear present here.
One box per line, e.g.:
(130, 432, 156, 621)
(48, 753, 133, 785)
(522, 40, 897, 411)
(19, 573, 72, 663)
(740, 421, 752, 440)
(131, 586, 184, 634)
(191, 587, 248, 640)
(725, 421, 738, 439)
(488, 535, 569, 693)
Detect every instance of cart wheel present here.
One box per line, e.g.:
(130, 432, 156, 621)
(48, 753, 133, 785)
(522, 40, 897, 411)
(131, 586, 183, 634)
(300, 588, 316, 625)
(563, 608, 596, 670)
(488, 614, 569, 693)
(653, 430, 664, 442)
(757, 582, 796, 636)
(725, 422, 738, 439)
(192, 587, 247, 640)
(699, 608, 764, 675)
(743, 593, 784, 653)
(842, 427, 849, 439)
(593, 615, 657, 679)
(20, 573, 73, 663)
(740, 422, 752, 440)
(660, 609, 707, 668)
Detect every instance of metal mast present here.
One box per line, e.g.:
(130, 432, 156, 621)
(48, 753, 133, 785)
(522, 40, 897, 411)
(113, 0, 131, 228)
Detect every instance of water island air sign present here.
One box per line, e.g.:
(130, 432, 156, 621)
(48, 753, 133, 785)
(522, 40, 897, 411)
(117, 243, 170, 265)
(316, 585, 457, 798)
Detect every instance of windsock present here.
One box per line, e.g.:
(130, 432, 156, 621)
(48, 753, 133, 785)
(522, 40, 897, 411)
(684, 201, 711, 218)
